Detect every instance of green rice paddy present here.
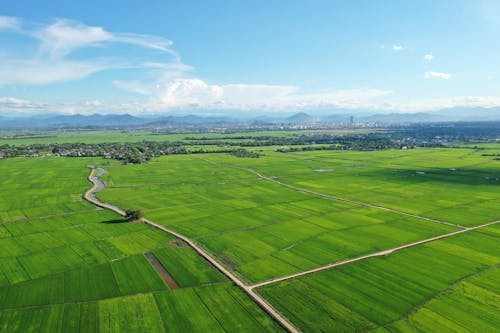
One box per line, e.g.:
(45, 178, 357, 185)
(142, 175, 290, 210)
(0, 157, 283, 332)
(0, 141, 498, 332)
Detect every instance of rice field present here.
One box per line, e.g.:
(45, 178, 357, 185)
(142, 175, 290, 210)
(375, 265, 499, 333)
(258, 225, 500, 332)
(98, 147, 500, 282)
(0, 142, 498, 332)
(0, 157, 284, 332)
(0, 286, 285, 333)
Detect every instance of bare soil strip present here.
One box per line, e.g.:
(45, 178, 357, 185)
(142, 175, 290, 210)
(144, 252, 180, 290)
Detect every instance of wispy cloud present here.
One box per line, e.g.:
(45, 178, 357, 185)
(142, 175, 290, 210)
(34, 19, 177, 58)
(0, 16, 20, 30)
(2, 16, 494, 115)
(424, 54, 434, 62)
(113, 80, 154, 95)
(0, 58, 110, 85)
(35, 19, 113, 58)
(424, 71, 451, 80)
(0, 17, 188, 86)
(0, 97, 48, 114)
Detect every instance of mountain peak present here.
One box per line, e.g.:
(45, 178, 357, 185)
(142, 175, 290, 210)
(286, 112, 313, 122)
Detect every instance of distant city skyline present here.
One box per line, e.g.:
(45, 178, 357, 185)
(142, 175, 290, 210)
(1, 0, 500, 115)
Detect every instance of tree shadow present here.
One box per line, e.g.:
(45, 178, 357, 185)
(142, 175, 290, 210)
(101, 219, 126, 224)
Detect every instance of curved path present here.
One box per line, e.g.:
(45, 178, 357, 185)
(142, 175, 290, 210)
(83, 164, 499, 332)
(83, 166, 300, 333)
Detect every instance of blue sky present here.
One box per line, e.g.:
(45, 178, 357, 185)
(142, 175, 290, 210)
(1, 0, 499, 115)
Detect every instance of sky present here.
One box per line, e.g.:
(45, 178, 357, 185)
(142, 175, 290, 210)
(1, 0, 500, 116)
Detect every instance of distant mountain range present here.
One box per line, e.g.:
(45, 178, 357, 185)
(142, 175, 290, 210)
(0, 107, 499, 129)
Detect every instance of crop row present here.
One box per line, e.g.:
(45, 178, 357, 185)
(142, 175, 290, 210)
(0, 285, 284, 333)
(259, 225, 500, 332)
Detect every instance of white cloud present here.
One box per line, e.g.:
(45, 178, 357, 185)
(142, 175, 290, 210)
(35, 19, 113, 58)
(3, 17, 495, 116)
(84, 100, 103, 107)
(0, 97, 47, 114)
(0, 18, 187, 87)
(383, 95, 500, 112)
(424, 54, 434, 62)
(424, 71, 452, 80)
(34, 19, 178, 59)
(113, 80, 153, 95)
(5, 91, 500, 116)
(114, 33, 176, 56)
(0, 16, 20, 30)
(0, 97, 33, 105)
(156, 78, 391, 111)
(0, 58, 109, 85)
(159, 78, 224, 108)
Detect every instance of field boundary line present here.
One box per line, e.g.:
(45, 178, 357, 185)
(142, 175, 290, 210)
(249, 219, 500, 289)
(0, 208, 99, 226)
(202, 159, 468, 230)
(371, 263, 500, 332)
(82, 166, 301, 333)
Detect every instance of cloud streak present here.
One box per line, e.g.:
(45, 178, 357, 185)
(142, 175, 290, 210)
(425, 71, 452, 80)
(0, 16, 20, 30)
(0, 58, 110, 85)
(2, 16, 497, 115)
(0, 17, 187, 86)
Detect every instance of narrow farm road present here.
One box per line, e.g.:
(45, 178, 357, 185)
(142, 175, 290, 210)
(83, 164, 499, 332)
(249, 218, 500, 289)
(201, 159, 467, 230)
(83, 166, 301, 333)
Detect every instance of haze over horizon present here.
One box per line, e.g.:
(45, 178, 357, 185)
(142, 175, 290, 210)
(1, 0, 500, 116)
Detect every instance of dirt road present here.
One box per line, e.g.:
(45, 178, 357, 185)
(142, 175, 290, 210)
(249, 219, 500, 289)
(83, 166, 300, 333)
(207, 160, 467, 230)
(83, 165, 499, 332)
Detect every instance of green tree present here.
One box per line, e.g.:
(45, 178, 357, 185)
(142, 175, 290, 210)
(124, 209, 142, 222)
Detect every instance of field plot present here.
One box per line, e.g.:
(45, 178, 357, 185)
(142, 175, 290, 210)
(0, 157, 283, 332)
(206, 148, 500, 226)
(153, 246, 226, 287)
(0, 158, 102, 222)
(99, 153, 468, 282)
(0, 128, 366, 146)
(259, 225, 500, 332)
(375, 265, 499, 333)
(0, 284, 284, 333)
